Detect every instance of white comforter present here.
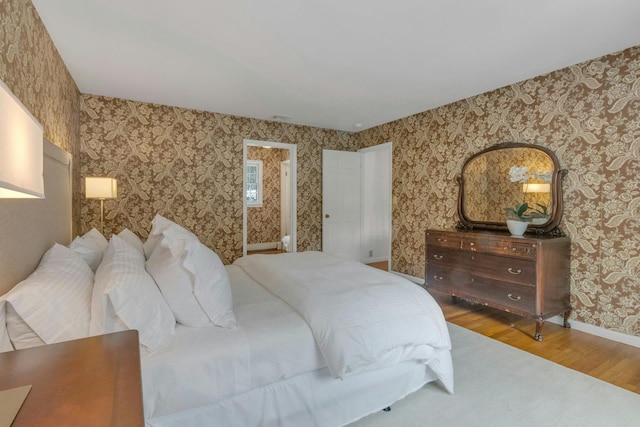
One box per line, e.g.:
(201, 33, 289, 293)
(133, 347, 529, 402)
(234, 252, 453, 390)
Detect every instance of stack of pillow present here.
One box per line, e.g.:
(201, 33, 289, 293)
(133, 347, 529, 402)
(144, 215, 237, 329)
(0, 214, 236, 353)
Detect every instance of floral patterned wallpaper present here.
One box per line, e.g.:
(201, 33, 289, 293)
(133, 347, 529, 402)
(4, 0, 638, 338)
(80, 47, 640, 337)
(10, 0, 638, 337)
(0, 0, 81, 233)
(358, 46, 640, 337)
(247, 146, 289, 245)
(80, 95, 358, 264)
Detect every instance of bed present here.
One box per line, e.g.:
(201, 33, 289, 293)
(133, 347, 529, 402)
(143, 252, 453, 426)
(0, 143, 453, 426)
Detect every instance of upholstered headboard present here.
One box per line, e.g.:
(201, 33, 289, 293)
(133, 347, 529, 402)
(0, 140, 72, 295)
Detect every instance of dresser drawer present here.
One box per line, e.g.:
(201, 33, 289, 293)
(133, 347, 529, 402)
(461, 236, 537, 259)
(468, 277, 536, 313)
(426, 246, 468, 269)
(426, 231, 461, 250)
(425, 266, 471, 292)
(428, 271, 536, 314)
(468, 252, 536, 287)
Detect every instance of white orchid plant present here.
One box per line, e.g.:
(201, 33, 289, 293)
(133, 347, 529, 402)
(504, 166, 552, 221)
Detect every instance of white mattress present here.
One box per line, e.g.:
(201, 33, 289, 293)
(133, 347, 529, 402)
(143, 264, 452, 426)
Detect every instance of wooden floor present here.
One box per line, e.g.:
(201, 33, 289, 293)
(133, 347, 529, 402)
(429, 289, 640, 394)
(367, 260, 389, 271)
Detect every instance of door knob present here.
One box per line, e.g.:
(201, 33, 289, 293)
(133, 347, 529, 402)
(325, 214, 330, 218)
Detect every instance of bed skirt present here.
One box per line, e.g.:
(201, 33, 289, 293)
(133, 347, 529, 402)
(146, 357, 445, 427)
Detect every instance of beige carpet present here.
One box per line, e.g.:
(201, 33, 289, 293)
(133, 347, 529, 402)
(351, 323, 640, 427)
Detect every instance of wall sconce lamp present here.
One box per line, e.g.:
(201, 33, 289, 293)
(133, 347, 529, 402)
(85, 177, 117, 234)
(523, 183, 551, 193)
(0, 79, 44, 199)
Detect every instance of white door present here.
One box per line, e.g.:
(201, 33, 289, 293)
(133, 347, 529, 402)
(322, 150, 361, 261)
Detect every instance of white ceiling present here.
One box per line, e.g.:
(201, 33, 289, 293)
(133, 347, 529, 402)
(32, 0, 640, 132)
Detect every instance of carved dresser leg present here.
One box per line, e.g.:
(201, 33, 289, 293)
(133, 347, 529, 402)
(563, 310, 572, 329)
(535, 320, 544, 341)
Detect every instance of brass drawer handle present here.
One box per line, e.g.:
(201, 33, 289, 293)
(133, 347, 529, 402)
(507, 293, 522, 301)
(433, 275, 443, 281)
(438, 238, 447, 243)
(433, 254, 443, 260)
(507, 268, 522, 275)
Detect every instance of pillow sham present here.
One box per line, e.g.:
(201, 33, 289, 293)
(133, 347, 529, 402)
(69, 228, 108, 272)
(91, 235, 175, 351)
(146, 228, 237, 328)
(143, 214, 194, 259)
(2, 243, 94, 350)
(5, 304, 44, 349)
(118, 228, 145, 256)
(0, 301, 14, 352)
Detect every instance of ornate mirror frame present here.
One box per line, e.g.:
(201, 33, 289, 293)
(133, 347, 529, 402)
(456, 142, 567, 235)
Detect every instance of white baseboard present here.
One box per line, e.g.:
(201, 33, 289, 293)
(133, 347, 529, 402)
(547, 315, 640, 349)
(247, 242, 278, 252)
(391, 271, 640, 349)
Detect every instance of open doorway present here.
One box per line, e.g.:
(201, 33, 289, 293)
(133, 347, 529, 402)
(243, 139, 297, 256)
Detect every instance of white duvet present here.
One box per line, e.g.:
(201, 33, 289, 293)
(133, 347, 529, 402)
(143, 252, 453, 423)
(234, 251, 453, 391)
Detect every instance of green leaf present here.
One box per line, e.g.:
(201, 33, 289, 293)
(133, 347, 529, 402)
(516, 203, 529, 217)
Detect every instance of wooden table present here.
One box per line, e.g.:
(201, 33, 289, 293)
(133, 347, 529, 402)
(0, 330, 144, 426)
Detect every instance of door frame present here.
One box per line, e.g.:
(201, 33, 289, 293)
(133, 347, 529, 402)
(280, 159, 291, 245)
(243, 139, 297, 256)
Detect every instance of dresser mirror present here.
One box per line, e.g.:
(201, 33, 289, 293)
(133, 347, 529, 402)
(457, 142, 566, 234)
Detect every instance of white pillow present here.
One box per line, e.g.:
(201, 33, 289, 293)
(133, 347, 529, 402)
(0, 301, 15, 352)
(2, 243, 94, 349)
(69, 228, 108, 272)
(91, 235, 175, 350)
(118, 228, 145, 256)
(146, 227, 237, 328)
(144, 214, 194, 259)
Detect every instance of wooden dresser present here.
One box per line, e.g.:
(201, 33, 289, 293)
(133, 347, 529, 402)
(425, 229, 571, 341)
(0, 330, 144, 426)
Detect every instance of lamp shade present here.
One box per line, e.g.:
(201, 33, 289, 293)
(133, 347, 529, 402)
(0, 78, 44, 198)
(85, 177, 117, 199)
(523, 183, 551, 193)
